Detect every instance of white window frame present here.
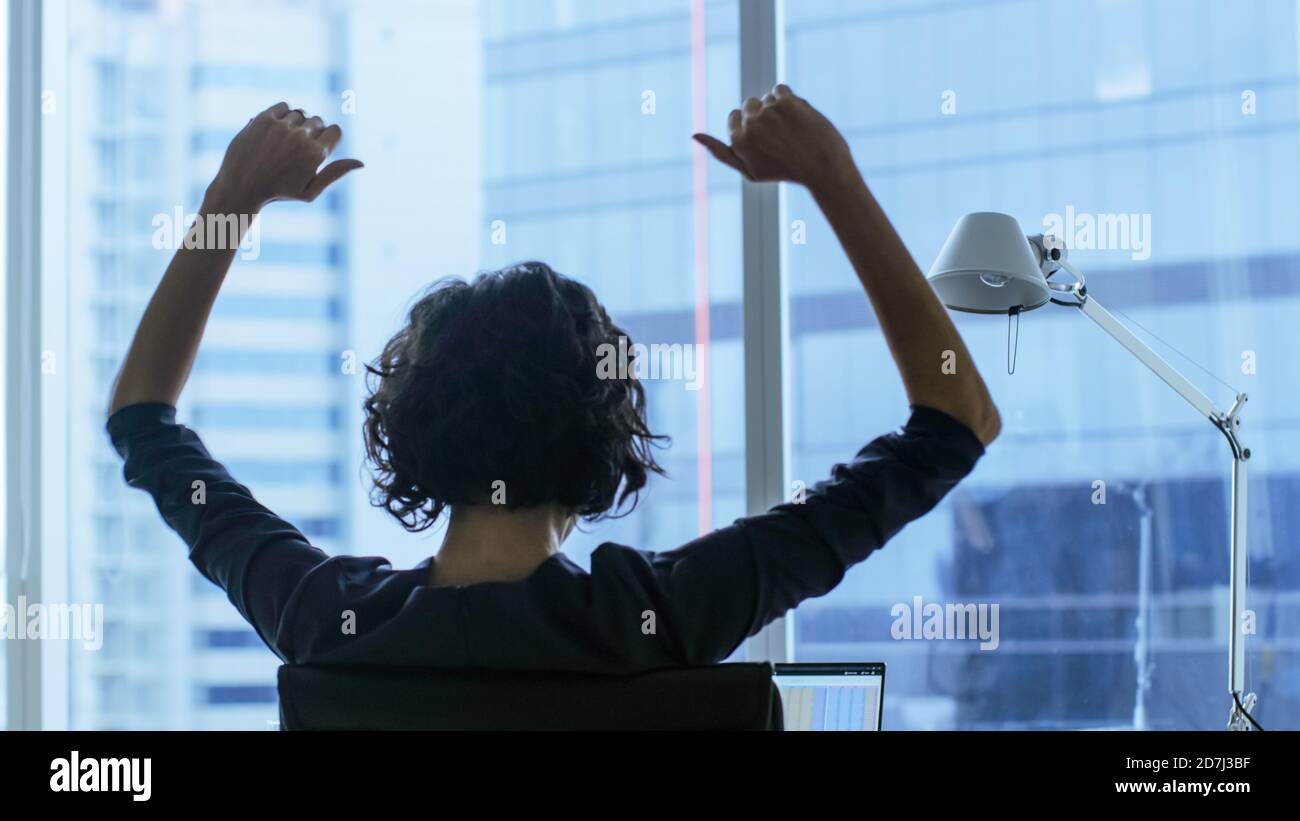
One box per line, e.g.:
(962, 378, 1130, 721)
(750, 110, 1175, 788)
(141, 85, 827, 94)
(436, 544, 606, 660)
(4, 0, 36, 732)
(7, 0, 73, 732)
(739, 0, 793, 665)
(3, 0, 792, 729)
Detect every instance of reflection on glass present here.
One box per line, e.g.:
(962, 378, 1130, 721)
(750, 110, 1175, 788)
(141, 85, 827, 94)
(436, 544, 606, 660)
(1, 0, 9, 731)
(784, 0, 1300, 728)
(57, 0, 741, 728)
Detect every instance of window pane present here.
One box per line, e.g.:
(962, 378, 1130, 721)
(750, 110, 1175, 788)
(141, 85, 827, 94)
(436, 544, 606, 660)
(477, 0, 745, 570)
(51, 0, 740, 729)
(0, 0, 7, 732)
(784, 0, 1299, 728)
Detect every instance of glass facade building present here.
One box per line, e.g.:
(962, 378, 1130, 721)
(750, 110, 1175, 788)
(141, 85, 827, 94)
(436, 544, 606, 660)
(37, 0, 1300, 729)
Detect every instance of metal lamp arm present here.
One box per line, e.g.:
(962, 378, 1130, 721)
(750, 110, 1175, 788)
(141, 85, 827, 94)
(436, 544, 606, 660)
(1035, 251, 1256, 730)
(1056, 261, 1223, 422)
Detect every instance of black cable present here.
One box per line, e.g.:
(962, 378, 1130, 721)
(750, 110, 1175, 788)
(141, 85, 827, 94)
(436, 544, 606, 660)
(1006, 306, 1021, 374)
(1233, 691, 1265, 731)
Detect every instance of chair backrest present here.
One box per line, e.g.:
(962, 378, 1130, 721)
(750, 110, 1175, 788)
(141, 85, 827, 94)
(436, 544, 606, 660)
(277, 662, 782, 730)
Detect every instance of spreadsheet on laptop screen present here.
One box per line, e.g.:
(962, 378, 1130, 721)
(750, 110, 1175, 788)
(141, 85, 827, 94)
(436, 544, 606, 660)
(774, 664, 885, 731)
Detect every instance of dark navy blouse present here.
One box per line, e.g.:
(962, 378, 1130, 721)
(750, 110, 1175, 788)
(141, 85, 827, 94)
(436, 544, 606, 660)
(108, 402, 983, 672)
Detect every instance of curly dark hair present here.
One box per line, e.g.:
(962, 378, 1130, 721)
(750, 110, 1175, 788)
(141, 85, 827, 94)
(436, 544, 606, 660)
(362, 261, 669, 532)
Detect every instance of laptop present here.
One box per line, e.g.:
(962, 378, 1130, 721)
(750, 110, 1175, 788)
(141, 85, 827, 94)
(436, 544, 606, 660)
(773, 662, 885, 731)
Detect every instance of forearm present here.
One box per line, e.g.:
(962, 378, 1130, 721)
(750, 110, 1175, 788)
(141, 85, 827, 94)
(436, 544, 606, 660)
(108, 186, 256, 415)
(810, 168, 1001, 443)
(693, 85, 1000, 440)
(109, 105, 360, 417)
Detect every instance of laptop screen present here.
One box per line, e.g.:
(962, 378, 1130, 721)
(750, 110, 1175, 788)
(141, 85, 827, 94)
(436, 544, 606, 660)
(773, 663, 885, 731)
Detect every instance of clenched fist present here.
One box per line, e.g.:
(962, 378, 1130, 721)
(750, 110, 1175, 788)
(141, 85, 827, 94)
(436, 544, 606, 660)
(693, 84, 854, 189)
(208, 102, 362, 211)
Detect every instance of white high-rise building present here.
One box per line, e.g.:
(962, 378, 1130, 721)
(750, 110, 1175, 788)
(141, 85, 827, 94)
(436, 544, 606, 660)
(64, 0, 480, 729)
(46, 0, 1300, 730)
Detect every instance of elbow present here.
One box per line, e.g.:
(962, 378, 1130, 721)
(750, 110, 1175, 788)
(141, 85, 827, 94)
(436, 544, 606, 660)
(973, 400, 1002, 447)
(916, 393, 1001, 447)
(107, 370, 126, 420)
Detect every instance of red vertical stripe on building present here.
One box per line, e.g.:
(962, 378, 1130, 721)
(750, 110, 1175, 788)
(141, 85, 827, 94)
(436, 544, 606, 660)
(690, 0, 713, 536)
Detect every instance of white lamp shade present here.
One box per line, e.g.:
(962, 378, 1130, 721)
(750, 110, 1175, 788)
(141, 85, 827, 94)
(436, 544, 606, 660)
(927, 212, 1051, 313)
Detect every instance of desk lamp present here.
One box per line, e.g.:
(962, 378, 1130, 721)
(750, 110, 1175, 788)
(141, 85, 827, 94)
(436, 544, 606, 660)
(928, 212, 1257, 731)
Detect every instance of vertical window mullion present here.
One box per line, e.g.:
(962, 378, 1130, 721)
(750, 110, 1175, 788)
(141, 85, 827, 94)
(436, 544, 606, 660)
(740, 0, 793, 664)
(6, 0, 72, 732)
(42, 0, 73, 734)
(6, 0, 44, 732)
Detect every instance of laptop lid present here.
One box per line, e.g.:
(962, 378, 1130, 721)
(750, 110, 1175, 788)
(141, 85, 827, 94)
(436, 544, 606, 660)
(773, 662, 885, 731)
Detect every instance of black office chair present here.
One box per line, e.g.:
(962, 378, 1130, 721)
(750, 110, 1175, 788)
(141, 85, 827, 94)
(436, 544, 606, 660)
(277, 662, 782, 730)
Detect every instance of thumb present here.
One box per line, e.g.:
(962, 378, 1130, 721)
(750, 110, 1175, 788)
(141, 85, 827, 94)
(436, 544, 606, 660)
(301, 158, 364, 202)
(693, 133, 751, 179)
